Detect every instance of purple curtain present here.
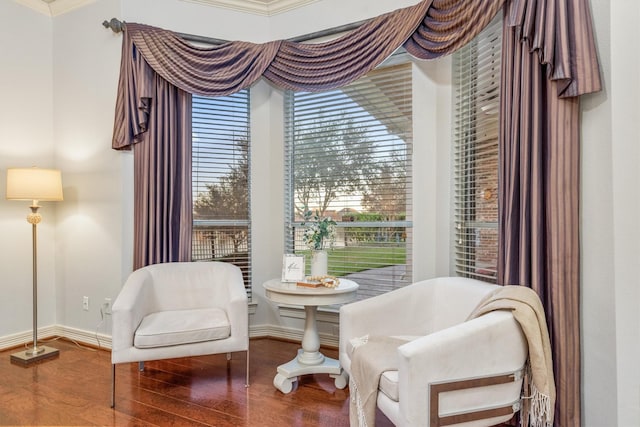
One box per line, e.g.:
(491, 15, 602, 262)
(112, 24, 193, 269)
(130, 75, 192, 269)
(499, 0, 601, 425)
(110, 1, 602, 423)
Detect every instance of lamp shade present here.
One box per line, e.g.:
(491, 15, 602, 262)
(6, 167, 63, 201)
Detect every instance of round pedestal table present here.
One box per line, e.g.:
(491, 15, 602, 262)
(263, 278, 358, 393)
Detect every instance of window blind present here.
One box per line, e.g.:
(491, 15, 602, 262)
(453, 15, 502, 282)
(192, 91, 252, 298)
(284, 58, 413, 301)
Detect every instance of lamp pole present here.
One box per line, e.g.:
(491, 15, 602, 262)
(25, 204, 44, 356)
(6, 167, 63, 366)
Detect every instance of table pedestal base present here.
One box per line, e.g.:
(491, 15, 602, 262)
(273, 349, 349, 393)
(263, 278, 358, 394)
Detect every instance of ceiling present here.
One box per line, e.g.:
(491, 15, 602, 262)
(14, 0, 93, 17)
(180, 0, 319, 16)
(15, 0, 318, 17)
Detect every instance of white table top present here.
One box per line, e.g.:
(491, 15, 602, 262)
(263, 278, 358, 306)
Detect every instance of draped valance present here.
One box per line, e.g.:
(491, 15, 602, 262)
(113, 0, 599, 149)
(113, 0, 600, 150)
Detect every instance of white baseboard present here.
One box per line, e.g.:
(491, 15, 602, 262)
(0, 325, 112, 352)
(57, 324, 112, 350)
(0, 323, 337, 352)
(0, 325, 59, 351)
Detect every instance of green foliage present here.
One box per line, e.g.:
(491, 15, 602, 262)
(301, 208, 337, 250)
(297, 246, 406, 276)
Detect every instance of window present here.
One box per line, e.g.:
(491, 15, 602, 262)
(452, 15, 502, 282)
(284, 57, 413, 301)
(192, 90, 252, 298)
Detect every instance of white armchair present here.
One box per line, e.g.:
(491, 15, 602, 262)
(110, 261, 249, 408)
(339, 277, 528, 427)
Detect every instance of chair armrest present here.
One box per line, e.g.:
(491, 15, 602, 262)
(395, 311, 527, 426)
(111, 272, 156, 354)
(225, 274, 249, 306)
(225, 280, 249, 346)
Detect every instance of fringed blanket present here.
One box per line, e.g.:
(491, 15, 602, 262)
(349, 335, 409, 427)
(467, 285, 556, 427)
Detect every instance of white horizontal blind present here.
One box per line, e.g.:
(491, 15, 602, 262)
(453, 15, 502, 282)
(284, 59, 413, 301)
(192, 91, 252, 298)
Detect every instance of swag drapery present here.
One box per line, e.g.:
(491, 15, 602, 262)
(110, 0, 601, 425)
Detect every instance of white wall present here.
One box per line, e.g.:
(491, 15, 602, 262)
(581, 0, 640, 425)
(581, 0, 616, 423)
(249, 79, 285, 330)
(0, 2, 56, 339)
(608, 0, 639, 424)
(0, 0, 637, 424)
(268, 0, 417, 41)
(412, 58, 452, 280)
(122, 0, 269, 43)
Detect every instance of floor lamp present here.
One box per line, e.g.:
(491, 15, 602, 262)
(6, 167, 63, 366)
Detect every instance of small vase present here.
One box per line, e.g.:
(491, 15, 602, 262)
(310, 250, 328, 276)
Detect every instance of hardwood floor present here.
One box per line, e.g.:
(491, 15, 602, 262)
(0, 338, 394, 426)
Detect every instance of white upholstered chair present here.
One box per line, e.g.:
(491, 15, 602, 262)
(339, 277, 528, 427)
(110, 261, 249, 408)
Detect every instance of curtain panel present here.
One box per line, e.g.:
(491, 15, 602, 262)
(499, 0, 601, 425)
(131, 77, 192, 269)
(110, 0, 602, 424)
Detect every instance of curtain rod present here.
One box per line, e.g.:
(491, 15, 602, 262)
(102, 17, 367, 45)
(102, 18, 229, 45)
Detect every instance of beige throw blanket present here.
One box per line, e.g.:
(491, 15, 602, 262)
(349, 335, 409, 427)
(467, 285, 556, 427)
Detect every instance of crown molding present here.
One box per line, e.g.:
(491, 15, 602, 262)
(180, 0, 318, 16)
(15, 0, 313, 18)
(13, 0, 94, 17)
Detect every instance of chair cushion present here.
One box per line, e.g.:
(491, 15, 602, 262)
(379, 370, 399, 402)
(134, 307, 230, 349)
(347, 335, 416, 403)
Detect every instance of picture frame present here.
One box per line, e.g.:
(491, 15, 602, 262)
(282, 254, 305, 282)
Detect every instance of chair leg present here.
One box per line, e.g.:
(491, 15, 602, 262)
(138, 361, 144, 371)
(111, 364, 115, 408)
(226, 352, 231, 361)
(245, 348, 250, 387)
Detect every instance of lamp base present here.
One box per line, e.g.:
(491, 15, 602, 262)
(10, 345, 59, 367)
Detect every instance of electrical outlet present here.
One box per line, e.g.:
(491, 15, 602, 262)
(82, 296, 89, 311)
(103, 298, 112, 315)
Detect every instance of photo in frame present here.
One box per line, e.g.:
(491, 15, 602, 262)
(282, 254, 305, 282)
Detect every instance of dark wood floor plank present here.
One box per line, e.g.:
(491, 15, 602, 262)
(0, 337, 521, 427)
(0, 338, 394, 427)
